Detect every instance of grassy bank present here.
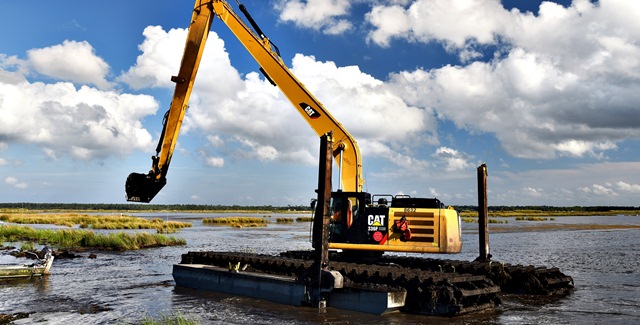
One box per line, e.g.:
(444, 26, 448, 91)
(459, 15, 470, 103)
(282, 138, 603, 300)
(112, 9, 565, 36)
(462, 217, 508, 224)
(0, 224, 185, 251)
(203, 216, 268, 228)
(0, 213, 191, 234)
(202, 215, 314, 227)
(459, 209, 639, 218)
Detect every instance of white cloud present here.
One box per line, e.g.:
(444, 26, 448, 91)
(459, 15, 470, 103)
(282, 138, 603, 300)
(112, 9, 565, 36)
(433, 147, 473, 172)
(207, 135, 224, 147)
(374, 0, 640, 159)
(116, 24, 442, 169)
(366, 0, 509, 48)
(237, 138, 279, 162)
(0, 56, 158, 160)
(205, 156, 225, 168)
(4, 176, 28, 189)
(120, 27, 196, 89)
(0, 54, 28, 84)
(616, 181, 640, 193)
(489, 162, 640, 205)
(579, 183, 617, 196)
(552, 140, 617, 158)
(522, 187, 544, 198)
(4, 176, 17, 184)
(276, 0, 353, 35)
(27, 40, 112, 89)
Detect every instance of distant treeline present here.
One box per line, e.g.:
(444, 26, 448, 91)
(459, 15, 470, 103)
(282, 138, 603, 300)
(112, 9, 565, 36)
(0, 203, 311, 212)
(1, 203, 639, 212)
(456, 205, 640, 212)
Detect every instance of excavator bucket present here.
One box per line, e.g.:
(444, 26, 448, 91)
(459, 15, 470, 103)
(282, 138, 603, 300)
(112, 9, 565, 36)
(125, 172, 166, 203)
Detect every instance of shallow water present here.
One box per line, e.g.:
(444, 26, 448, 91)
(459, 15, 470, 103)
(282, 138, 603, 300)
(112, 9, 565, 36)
(1, 214, 639, 324)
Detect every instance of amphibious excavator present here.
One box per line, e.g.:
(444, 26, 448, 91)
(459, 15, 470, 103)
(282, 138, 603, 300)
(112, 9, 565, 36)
(126, 0, 575, 316)
(125, 0, 462, 256)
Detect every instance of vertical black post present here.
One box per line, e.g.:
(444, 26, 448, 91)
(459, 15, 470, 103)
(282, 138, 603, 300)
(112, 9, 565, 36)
(477, 163, 490, 261)
(311, 133, 332, 308)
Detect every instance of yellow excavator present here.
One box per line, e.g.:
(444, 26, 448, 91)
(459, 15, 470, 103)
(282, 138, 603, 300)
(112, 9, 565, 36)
(126, 0, 462, 254)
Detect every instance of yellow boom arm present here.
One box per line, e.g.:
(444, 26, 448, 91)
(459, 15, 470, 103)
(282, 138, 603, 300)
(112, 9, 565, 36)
(126, 0, 363, 202)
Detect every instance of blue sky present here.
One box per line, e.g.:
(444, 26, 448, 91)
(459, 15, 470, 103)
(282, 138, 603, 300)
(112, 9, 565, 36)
(1, 0, 639, 206)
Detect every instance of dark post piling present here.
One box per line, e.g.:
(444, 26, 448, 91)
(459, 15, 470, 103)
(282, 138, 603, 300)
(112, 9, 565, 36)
(311, 132, 333, 308)
(477, 163, 490, 261)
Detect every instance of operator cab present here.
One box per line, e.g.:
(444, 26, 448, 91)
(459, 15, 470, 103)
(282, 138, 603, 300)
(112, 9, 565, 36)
(317, 190, 462, 254)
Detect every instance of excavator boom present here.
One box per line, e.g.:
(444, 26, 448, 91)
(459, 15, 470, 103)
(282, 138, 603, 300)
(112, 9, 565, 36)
(126, 0, 363, 202)
(126, 0, 462, 256)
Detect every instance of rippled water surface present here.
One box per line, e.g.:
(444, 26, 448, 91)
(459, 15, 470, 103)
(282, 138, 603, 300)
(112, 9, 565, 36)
(1, 214, 639, 324)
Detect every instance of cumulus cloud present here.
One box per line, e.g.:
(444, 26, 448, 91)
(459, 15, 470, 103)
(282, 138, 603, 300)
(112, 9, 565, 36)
(381, 0, 640, 159)
(366, 0, 509, 48)
(490, 162, 640, 205)
(0, 54, 28, 84)
(616, 181, 640, 193)
(27, 40, 112, 89)
(433, 147, 473, 172)
(269, 0, 640, 161)
(205, 156, 225, 168)
(121, 27, 200, 89)
(276, 0, 353, 35)
(4, 176, 28, 189)
(119, 24, 439, 170)
(579, 183, 617, 196)
(522, 187, 544, 198)
(0, 52, 158, 161)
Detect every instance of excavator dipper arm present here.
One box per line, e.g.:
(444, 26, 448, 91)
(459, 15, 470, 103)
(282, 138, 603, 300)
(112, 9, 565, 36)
(126, 1, 215, 202)
(126, 0, 363, 202)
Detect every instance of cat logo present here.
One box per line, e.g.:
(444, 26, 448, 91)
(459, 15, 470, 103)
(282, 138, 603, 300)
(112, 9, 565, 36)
(368, 215, 385, 227)
(299, 102, 321, 119)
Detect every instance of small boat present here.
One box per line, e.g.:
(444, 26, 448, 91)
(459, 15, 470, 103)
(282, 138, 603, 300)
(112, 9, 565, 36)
(0, 247, 54, 279)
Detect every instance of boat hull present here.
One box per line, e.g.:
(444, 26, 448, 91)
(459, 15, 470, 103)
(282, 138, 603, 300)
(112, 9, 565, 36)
(0, 249, 54, 279)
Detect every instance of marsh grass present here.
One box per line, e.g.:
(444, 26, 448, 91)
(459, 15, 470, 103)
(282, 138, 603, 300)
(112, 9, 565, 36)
(515, 216, 555, 221)
(295, 217, 314, 222)
(461, 217, 508, 224)
(136, 310, 200, 325)
(276, 218, 294, 223)
(20, 242, 35, 251)
(202, 217, 268, 228)
(0, 213, 190, 234)
(0, 225, 185, 251)
(459, 209, 639, 218)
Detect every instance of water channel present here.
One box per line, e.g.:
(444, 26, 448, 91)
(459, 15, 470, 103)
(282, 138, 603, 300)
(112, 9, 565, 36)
(1, 213, 639, 324)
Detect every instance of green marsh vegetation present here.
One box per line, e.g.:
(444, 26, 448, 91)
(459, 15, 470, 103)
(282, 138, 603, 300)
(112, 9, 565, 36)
(461, 217, 508, 224)
(203, 216, 268, 228)
(0, 213, 191, 234)
(515, 216, 555, 221)
(458, 208, 639, 218)
(0, 224, 185, 251)
(134, 310, 200, 325)
(0, 202, 311, 214)
(0, 212, 189, 251)
(458, 207, 640, 231)
(458, 207, 639, 223)
(202, 215, 314, 227)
